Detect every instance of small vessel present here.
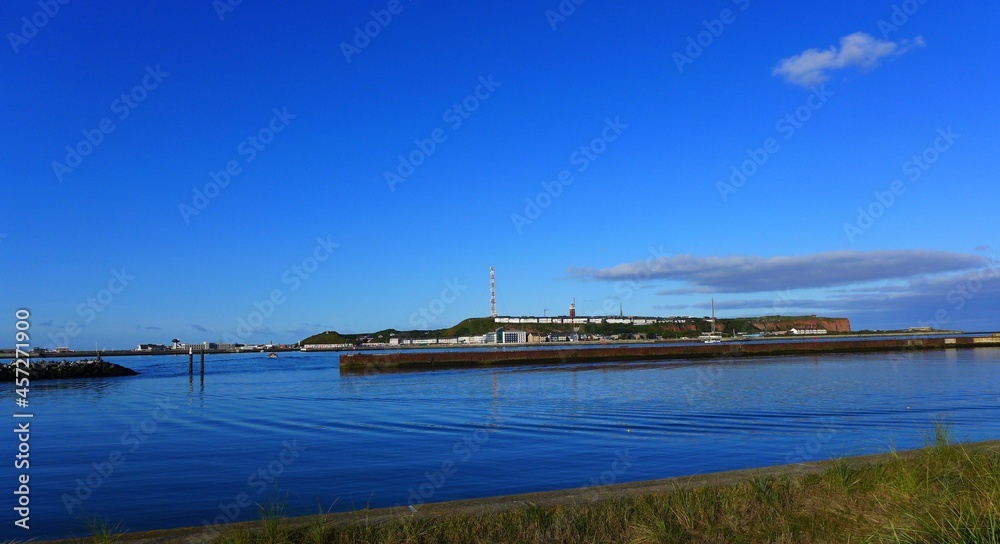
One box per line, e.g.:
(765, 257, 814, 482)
(702, 298, 722, 344)
(267, 352, 278, 359)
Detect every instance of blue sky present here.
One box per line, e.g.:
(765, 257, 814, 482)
(2, 0, 998, 348)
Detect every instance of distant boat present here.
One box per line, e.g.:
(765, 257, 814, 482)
(702, 298, 723, 344)
(268, 352, 278, 359)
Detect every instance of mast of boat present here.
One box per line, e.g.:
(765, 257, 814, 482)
(710, 298, 716, 335)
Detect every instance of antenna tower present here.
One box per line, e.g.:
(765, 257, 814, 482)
(490, 267, 497, 318)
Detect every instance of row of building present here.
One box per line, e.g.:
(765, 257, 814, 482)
(379, 327, 828, 346)
(135, 340, 293, 352)
(139, 325, 829, 352)
(494, 316, 689, 325)
(386, 328, 575, 346)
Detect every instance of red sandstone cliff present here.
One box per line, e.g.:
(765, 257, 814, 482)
(752, 317, 851, 333)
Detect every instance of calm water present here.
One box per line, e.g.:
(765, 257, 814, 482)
(6, 348, 1000, 540)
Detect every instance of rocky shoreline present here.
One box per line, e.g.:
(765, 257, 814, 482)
(1, 359, 139, 380)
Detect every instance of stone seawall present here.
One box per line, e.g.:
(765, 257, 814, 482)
(1, 359, 139, 380)
(340, 336, 1000, 372)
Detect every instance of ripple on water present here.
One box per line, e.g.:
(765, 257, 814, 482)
(20, 349, 1000, 541)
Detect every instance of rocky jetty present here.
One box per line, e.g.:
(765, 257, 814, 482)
(1, 359, 139, 381)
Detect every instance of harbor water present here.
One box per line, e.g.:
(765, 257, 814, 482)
(6, 347, 1000, 540)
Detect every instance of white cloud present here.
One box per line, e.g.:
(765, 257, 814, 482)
(649, 259, 1000, 330)
(568, 250, 983, 293)
(597, 251, 1000, 330)
(773, 32, 925, 87)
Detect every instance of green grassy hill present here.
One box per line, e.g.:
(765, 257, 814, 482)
(300, 330, 353, 345)
(301, 317, 499, 345)
(300, 315, 851, 345)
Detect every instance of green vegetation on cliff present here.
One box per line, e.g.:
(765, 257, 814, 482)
(300, 330, 353, 345)
(301, 315, 851, 345)
(301, 318, 498, 345)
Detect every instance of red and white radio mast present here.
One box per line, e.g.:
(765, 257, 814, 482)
(490, 267, 497, 318)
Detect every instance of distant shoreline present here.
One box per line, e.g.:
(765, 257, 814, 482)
(340, 333, 1000, 372)
(0, 329, 977, 360)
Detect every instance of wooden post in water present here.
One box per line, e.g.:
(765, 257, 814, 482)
(188, 348, 193, 374)
(200, 349, 205, 377)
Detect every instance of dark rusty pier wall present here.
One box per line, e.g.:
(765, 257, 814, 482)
(339, 336, 1000, 372)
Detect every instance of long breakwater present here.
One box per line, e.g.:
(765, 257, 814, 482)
(340, 335, 1000, 371)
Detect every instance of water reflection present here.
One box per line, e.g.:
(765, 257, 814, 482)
(186, 368, 205, 409)
(18, 376, 135, 404)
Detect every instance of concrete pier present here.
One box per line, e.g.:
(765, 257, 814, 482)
(340, 335, 1000, 372)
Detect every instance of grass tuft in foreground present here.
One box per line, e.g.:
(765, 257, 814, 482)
(211, 439, 999, 543)
(85, 517, 125, 544)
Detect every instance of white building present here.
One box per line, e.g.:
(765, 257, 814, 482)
(493, 315, 688, 326)
(178, 342, 215, 351)
(485, 328, 527, 344)
(789, 328, 828, 335)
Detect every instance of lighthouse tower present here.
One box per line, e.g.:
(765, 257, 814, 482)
(569, 299, 576, 318)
